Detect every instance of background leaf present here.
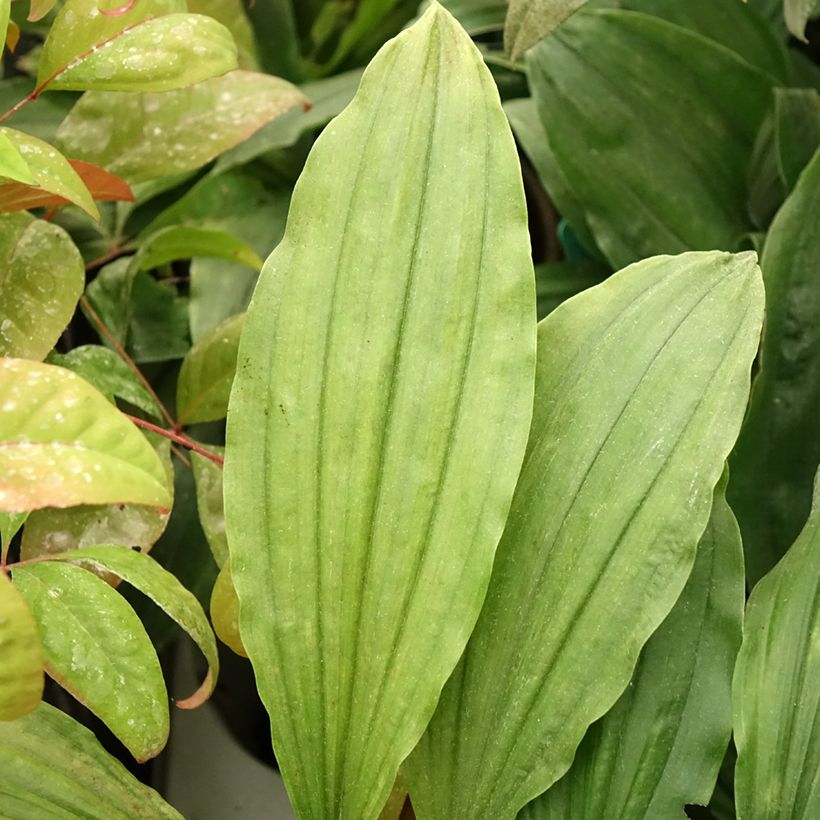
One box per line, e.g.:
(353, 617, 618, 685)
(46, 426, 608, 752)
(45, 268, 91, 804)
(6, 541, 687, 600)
(405, 251, 763, 820)
(224, 5, 536, 818)
(191, 449, 228, 566)
(775, 88, 820, 190)
(505, 0, 588, 60)
(0, 130, 34, 184)
(135, 226, 261, 273)
(210, 560, 245, 657)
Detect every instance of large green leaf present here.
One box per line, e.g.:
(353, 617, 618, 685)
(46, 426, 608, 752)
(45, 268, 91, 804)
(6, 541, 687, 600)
(521, 473, 744, 818)
(0, 571, 43, 721)
(505, 0, 587, 60)
(224, 5, 536, 818)
(49, 544, 219, 709)
(527, 9, 772, 269)
(405, 251, 764, 820)
(13, 561, 168, 761)
(0, 214, 84, 361)
(38, 0, 237, 93)
(729, 147, 820, 584)
(733, 468, 820, 818)
(0, 702, 182, 819)
(0, 358, 171, 511)
(177, 314, 244, 425)
(57, 70, 305, 183)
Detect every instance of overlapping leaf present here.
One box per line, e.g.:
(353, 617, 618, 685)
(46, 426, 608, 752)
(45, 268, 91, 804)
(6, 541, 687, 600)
(191, 450, 228, 566)
(405, 251, 763, 820)
(775, 88, 820, 190)
(505, 0, 588, 60)
(210, 560, 245, 657)
(224, 5, 536, 818)
(733, 468, 820, 818)
(135, 227, 261, 274)
(0, 358, 171, 510)
(521, 474, 744, 818)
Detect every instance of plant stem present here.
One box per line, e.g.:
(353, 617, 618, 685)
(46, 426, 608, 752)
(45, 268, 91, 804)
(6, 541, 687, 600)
(125, 414, 224, 466)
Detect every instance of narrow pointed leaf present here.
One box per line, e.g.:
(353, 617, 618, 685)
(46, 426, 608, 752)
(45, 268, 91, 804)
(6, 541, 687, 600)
(224, 5, 536, 819)
(0, 128, 97, 219)
(729, 147, 820, 584)
(405, 251, 764, 820)
(527, 9, 772, 269)
(210, 560, 245, 657)
(505, 0, 588, 60)
(0, 214, 84, 361)
(13, 561, 168, 761)
(0, 358, 172, 511)
(57, 70, 306, 183)
(177, 314, 244, 426)
(49, 544, 219, 709)
(733, 468, 820, 818)
(521, 473, 744, 818)
(136, 227, 262, 273)
(0, 571, 43, 721)
(191, 449, 228, 566)
(0, 703, 182, 818)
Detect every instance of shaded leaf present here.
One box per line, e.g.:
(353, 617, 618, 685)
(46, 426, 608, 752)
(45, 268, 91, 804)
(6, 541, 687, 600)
(0, 358, 171, 510)
(0, 127, 97, 218)
(0, 702, 182, 818)
(775, 87, 820, 190)
(521, 473, 744, 818)
(135, 226, 262, 273)
(224, 6, 536, 819)
(210, 560, 245, 657)
(177, 314, 244, 425)
(0, 213, 84, 361)
(527, 9, 772, 269)
(0, 78, 74, 143)
(436, 0, 507, 34)
(13, 561, 168, 761)
(534, 260, 607, 320)
(39, 0, 237, 93)
(57, 70, 305, 183)
(506, 0, 588, 60)
(729, 147, 820, 584)
(733, 469, 820, 818)
(191, 449, 228, 566)
(0, 571, 43, 721)
(405, 251, 763, 820)
(50, 544, 219, 709)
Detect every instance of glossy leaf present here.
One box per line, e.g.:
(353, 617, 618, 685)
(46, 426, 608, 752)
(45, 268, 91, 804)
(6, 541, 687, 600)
(733, 469, 820, 818)
(775, 88, 820, 190)
(136, 226, 262, 273)
(39, 0, 237, 93)
(506, 0, 588, 60)
(0, 213, 84, 361)
(188, 0, 260, 69)
(0, 130, 34, 184)
(0, 358, 171, 511)
(191, 449, 228, 566)
(521, 473, 744, 818)
(729, 147, 820, 584)
(0, 702, 182, 818)
(224, 6, 536, 819)
(0, 571, 43, 721)
(0, 128, 97, 219)
(177, 314, 244, 426)
(50, 544, 219, 709)
(57, 70, 305, 183)
(405, 251, 763, 820)
(527, 9, 772, 269)
(210, 560, 245, 657)
(13, 561, 168, 761)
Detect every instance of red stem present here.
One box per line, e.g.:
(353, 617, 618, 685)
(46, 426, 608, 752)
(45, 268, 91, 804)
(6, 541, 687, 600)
(125, 415, 224, 466)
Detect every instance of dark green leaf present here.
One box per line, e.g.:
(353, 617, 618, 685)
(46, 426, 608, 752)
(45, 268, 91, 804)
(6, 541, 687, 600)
(775, 87, 820, 190)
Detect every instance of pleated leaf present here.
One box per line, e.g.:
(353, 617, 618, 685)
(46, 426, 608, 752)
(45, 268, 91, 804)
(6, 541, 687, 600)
(0, 358, 171, 511)
(0, 571, 43, 721)
(527, 9, 772, 269)
(405, 251, 764, 820)
(733, 468, 820, 819)
(13, 561, 168, 761)
(729, 146, 820, 584)
(223, 5, 535, 818)
(0, 702, 182, 819)
(521, 472, 744, 819)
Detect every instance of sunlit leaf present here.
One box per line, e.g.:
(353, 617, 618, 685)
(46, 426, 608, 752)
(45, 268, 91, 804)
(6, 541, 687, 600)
(0, 358, 172, 511)
(0, 128, 97, 219)
(13, 561, 167, 761)
(521, 473, 744, 818)
(135, 226, 262, 273)
(224, 6, 536, 818)
(505, 0, 588, 60)
(0, 703, 183, 818)
(0, 130, 34, 185)
(57, 70, 306, 183)
(177, 314, 244, 426)
(0, 571, 43, 721)
(39, 0, 237, 93)
(733, 468, 820, 818)
(405, 251, 763, 820)
(0, 214, 84, 361)
(729, 147, 820, 584)
(191, 450, 227, 567)
(527, 9, 772, 269)
(210, 560, 245, 657)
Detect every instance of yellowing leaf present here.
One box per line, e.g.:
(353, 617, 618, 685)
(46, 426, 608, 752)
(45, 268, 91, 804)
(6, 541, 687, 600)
(210, 560, 245, 657)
